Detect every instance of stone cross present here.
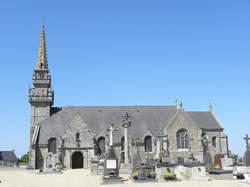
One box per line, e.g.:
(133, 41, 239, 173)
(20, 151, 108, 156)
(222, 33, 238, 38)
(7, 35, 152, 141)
(157, 133, 168, 152)
(154, 139, 161, 160)
(121, 112, 131, 164)
(244, 134, 250, 151)
(201, 133, 210, 150)
(107, 124, 117, 147)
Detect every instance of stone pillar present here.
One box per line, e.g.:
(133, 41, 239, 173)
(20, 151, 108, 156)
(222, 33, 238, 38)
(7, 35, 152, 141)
(124, 127, 129, 164)
(110, 131, 113, 146)
(120, 113, 132, 174)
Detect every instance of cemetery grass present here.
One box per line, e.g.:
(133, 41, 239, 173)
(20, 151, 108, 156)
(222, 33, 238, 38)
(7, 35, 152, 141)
(0, 168, 249, 187)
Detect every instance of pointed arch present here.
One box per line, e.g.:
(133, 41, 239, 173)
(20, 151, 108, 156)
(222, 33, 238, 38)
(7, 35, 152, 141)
(176, 129, 189, 149)
(97, 136, 105, 155)
(212, 136, 217, 147)
(48, 137, 57, 154)
(144, 135, 152, 152)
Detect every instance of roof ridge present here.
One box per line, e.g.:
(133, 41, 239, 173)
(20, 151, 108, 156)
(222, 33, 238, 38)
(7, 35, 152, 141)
(61, 105, 177, 108)
(186, 111, 210, 113)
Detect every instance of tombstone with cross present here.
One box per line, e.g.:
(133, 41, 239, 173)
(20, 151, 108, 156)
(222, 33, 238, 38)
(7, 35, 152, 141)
(107, 124, 117, 147)
(243, 134, 250, 166)
(201, 133, 212, 168)
(103, 123, 121, 182)
(155, 133, 169, 162)
(132, 137, 143, 170)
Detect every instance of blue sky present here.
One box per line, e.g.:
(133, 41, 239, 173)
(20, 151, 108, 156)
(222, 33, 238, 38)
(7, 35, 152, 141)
(0, 0, 249, 157)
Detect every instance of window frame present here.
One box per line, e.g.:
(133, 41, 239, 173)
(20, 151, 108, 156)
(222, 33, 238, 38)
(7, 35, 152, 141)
(176, 129, 189, 150)
(144, 135, 153, 153)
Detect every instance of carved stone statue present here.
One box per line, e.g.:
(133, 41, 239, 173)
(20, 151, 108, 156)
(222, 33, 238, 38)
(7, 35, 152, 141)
(201, 133, 209, 152)
(121, 112, 130, 126)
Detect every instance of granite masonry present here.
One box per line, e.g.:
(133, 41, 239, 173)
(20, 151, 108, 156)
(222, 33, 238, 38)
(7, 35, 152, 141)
(28, 26, 229, 170)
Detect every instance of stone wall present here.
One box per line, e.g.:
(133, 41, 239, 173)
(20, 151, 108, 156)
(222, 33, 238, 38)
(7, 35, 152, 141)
(30, 105, 51, 169)
(34, 110, 228, 169)
(165, 111, 203, 163)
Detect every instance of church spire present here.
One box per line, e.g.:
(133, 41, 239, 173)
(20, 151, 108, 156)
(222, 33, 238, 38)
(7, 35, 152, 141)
(29, 25, 54, 106)
(36, 25, 48, 69)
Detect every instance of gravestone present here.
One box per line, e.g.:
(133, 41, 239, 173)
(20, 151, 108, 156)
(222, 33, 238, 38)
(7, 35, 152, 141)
(102, 146, 122, 184)
(138, 170, 148, 180)
(177, 157, 184, 164)
(39, 152, 61, 174)
(190, 166, 209, 181)
(44, 152, 56, 169)
(221, 156, 233, 169)
(195, 155, 204, 164)
(175, 165, 185, 179)
(245, 152, 250, 166)
(90, 157, 99, 175)
(201, 133, 213, 168)
(102, 128, 122, 183)
(132, 151, 142, 170)
(161, 156, 172, 164)
(155, 167, 175, 181)
(97, 157, 105, 175)
(144, 156, 154, 170)
(233, 135, 250, 180)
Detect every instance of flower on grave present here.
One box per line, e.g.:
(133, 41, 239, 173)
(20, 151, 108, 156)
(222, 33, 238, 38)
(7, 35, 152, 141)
(163, 172, 176, 180)
(131, 171, 139, 179)
(214, 164, 221, 169)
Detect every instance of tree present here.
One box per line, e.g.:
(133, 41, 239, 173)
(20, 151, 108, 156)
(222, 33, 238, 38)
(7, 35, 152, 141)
(20, 152, 29, 163)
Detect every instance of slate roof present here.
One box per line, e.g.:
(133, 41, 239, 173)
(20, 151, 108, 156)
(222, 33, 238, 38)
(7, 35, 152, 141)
(0, 151, 19, 162)
(187, 112, 223, 130)
(37, 106, 224, 144)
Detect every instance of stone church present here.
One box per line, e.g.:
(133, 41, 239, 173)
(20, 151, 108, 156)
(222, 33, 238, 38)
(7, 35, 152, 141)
(28, 26, 229, 169)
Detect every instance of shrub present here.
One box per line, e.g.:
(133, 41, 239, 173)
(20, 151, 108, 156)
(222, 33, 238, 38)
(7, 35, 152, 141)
(149, 171, 156, 179)
(163, 172, 176, 180)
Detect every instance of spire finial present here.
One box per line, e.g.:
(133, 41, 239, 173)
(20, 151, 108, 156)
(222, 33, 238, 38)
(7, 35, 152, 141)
(36, 25, 48, 69)
(209, 102, 212, 112)
(178, 101, 184, 111)
(174, 98, 178, 106)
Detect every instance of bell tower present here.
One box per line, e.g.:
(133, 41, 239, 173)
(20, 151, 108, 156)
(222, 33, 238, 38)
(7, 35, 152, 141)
(28, 25, 54, 169)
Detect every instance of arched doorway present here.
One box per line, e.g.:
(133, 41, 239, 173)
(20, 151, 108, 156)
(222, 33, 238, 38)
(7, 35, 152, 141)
(72, 152, 83, 169)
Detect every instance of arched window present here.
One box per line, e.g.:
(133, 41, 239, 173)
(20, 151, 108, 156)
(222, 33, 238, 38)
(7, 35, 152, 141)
(121, 136, 125, 151)
(176, 129, 189, 149)
(97, 137, 105, 156)
(48, 137, 57, 154)
(144, 136, 152, 152)
(212, 136, 216, 147)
